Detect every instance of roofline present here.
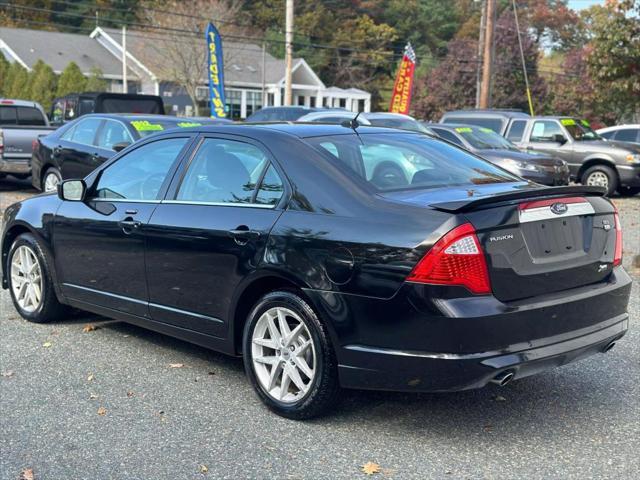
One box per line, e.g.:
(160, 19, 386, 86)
(277, 58, 325, 88)
(91, 27, 157, 82)
(0, 38, 29, 69)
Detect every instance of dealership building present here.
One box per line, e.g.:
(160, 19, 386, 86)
(0, 26, 371, 118)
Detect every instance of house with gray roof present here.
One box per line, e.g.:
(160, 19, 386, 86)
(0, 26, 371, 119)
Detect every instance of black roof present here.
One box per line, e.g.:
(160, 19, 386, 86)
(54, 92, 163, 101)
(442, 109, 530, 119)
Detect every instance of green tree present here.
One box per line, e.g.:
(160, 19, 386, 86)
(85, 66, 108, 92)
(56, 62, 87, 97)
(28, 60, 58, 110)
(0, 54, 9, 95)
(5, 62, 31, 99)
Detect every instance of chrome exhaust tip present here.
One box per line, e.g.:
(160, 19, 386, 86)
(490, 371, 515, 387)
(602, 341, 616, 353)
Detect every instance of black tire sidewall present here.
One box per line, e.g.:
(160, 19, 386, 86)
(582, 165, 618, 196)
(7, 233, 59, 323)
(242, 291, 338, 419)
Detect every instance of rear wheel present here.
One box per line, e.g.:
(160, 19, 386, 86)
(582, 165, 618, 196)
(7, 233, 67, 323)
(43, 167, 62, 193)
(243, 291, 340, 419)
(617, 186, 640, 197)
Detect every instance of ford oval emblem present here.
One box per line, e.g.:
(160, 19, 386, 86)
(550, 202, 568, 215)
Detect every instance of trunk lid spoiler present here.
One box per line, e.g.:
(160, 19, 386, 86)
(430, 185, 606, 213)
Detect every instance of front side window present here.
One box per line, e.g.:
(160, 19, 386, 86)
(307, 133, 518, 191)
(530, 121, 566, 142)
(506, 120, 527, 142)
(69, 118, 103, 145)
(94, 137, 188, 200)
(177, 138, 283, 205)
(96, 120, 133, 150)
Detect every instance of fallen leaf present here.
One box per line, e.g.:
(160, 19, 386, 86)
(82, 324, 99, 333)
(127, 391, 135, 398)
(97, 406, 107, 416)
(169, 363, 185, 368)
(19, 468, 34, 480)
(42, 342, 52, 348)
(1, 371, 14, 378)
(361, 462, 381, 475)
(199, 464, 209, 473)
(87, 373, 94, 382)
(493, 395, 507, 402)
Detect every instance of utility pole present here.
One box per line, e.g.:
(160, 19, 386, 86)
(284, 0, 294, 106)
(512, 0, 534, 115)
(479, 0, 495, 109)
(122, 25, 128, 94)
(475, 0, 486, 108)
(261, 42, 267, 106)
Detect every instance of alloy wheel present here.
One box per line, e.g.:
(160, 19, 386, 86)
(10, 245, 43, 313)
(44, 172, 60, 192)
(251, 307, 316, 403)
(586, 171, 609, 189)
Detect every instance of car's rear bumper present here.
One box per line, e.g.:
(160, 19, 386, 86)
(0, 158, 30, 175)
(305, 267, 632, 392)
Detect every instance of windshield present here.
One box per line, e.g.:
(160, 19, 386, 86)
(561, 119, 602, 141)
(306, 133, 519, 192)
(454, 126, 518, 151)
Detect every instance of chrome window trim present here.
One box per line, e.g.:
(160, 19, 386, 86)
(161, 199, 276, 209)
(90, 198, 161, 204)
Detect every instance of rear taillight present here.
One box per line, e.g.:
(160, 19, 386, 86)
(613, 207, 623, 266)
(407, 223, 491, 294)
(0, 130, 4, 157)
(32, 139, 39, 151)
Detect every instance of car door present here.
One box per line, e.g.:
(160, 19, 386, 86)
(144, 135, 287, 338)
(57, 117, 104, 180)
(53, 135, 193, 317)
(522, 119, 575, 164)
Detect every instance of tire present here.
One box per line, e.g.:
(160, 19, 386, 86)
(617, 186, 640, 197)
(42, 167, 62, 193)
(242, 290, 340, 420)
(581, 165, 618, 196)
(7, 233, 67, 323)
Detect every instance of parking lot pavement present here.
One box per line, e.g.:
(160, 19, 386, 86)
(1, 183, 639, 480)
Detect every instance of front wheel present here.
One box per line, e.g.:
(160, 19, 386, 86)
(581, 165, 618, 196)
(42, 167, 62, 193)
(243, 291, 340, 419)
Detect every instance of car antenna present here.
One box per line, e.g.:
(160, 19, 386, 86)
(341, 111, 364, 144)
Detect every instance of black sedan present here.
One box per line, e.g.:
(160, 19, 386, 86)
(31, 114, 231, 192)
(424, 123, 570, 186)
(2, 124, 631, 419)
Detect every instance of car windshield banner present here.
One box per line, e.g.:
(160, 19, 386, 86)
(206, 22, 227, 118)
(389, 43, 416, 115)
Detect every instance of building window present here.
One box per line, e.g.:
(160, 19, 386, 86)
(246, 90, 263, 118)
(339, 98, 346, 108)
(310, 96, 316, 107)
(358, 99, 365, 112)
(297, 96, 305, 106)
(225, 89, 242, 120)
(268, 93, 274, 106)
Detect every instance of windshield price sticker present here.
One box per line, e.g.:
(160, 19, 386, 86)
(581, 119, 590, 127)
(177, 122, 203, 128)
(480, 127, 493, 133)
(455, 127, 473, 133)
(131, 120, 164, 132)
(561, 119, 576, 126)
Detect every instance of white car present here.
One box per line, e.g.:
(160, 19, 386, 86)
(596, 125, 639, 145)
(296, 111, 372, 125)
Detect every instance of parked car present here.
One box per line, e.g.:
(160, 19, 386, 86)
(440, 109, 530, 138)
(31, 114, 229, 192)
(245, 106, 343, 122)
(596, 125, 640, 145)
(0, 99, 56, 180)
(297, 111, 372, 125)
(424, 123, 570, 186)
(362, 112, 430, 133)
(50, 92, 165, 125)
(443, 111, 640, 196)
(2, 123, 630, 419)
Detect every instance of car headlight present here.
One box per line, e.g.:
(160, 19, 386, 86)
(626, 153, 640, 163)
(503, 159, 539, 172)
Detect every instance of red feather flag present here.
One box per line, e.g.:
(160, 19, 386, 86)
(389, 43, 417, 115)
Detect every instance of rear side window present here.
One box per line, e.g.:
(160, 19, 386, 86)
(96, 120, 134, 150)
(613, 128, 639, 143)
(177, 138, 283, 205)
(506, 120, 527, 142)
(68, 118, 102, 145)
(443, 116, 503, 133)
(307, 133, 518, 191)
(16, 107, 46, 126)
(0, 106, 17, 125)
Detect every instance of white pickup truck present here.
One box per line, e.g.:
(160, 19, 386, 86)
(0, 99, 56, 180)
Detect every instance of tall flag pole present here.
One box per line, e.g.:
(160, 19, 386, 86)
(389, 43, 417, 115)
(206, 22, 227, 118)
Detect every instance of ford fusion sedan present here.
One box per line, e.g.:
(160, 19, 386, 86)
(31, 114, 231, 192)
(2, 124, 631, 419)
(424, 123, 569, 186)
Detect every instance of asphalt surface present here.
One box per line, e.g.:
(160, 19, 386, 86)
(1, 177, 639, 480)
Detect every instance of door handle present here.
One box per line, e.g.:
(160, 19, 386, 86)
(228, 226, 261, 244)
(119, 217, 142, 233)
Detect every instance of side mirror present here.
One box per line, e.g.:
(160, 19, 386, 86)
(58, 180, 86, 202)
(113, 141, 131, 152)
(553, 134, 567, 145)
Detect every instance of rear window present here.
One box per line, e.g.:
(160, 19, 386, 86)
(443, 116, 504, 133)
(306, 133, 517, 191)
(613, 128, 639, 143)
(100, 98, 163, 114)
(368, 118, 428, 133)
(0, 106, 18, 125)
(0, 106, 46, 126)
